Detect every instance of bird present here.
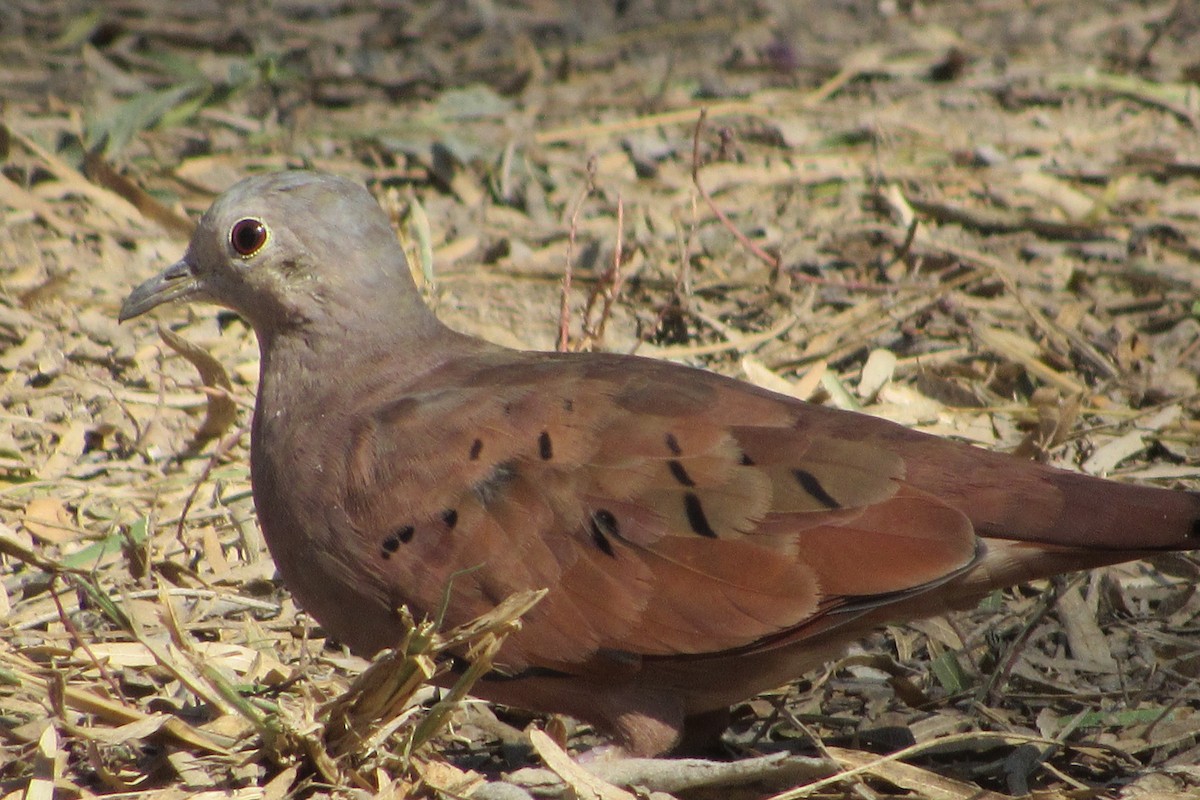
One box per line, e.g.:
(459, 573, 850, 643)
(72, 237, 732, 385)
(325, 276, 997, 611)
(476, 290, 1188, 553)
(120, 170, 1200, 757)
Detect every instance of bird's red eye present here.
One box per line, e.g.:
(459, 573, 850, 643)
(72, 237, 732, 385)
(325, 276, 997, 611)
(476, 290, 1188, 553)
(230, 218, 268, 256)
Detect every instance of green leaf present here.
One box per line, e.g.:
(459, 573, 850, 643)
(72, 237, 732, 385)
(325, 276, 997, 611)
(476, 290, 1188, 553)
(53, 9, 104, 48)
(68, 573, 133, 632)
(434, 84, 512, 121)
(930, 650, 969, 693)
(86, 81, 210, 155)
(976, 590, 1005, 612)
(60, 515, 147, 571)
(139, 50, 210, 83)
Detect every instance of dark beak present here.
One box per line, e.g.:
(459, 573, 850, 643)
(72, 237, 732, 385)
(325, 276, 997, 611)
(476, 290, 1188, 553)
(119, 258, 201, 321)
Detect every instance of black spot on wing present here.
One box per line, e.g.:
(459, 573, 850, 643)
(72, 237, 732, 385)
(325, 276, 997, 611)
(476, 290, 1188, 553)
(442, 509, 458, 529)
(592, 509, 619, 535)
(792, 469, 841, 509)
(538, 431, 553, 460)
(740, 452, 755, 466)
(469, 439, 483, 460)
(590, 509, 619, 557)
(381, 525, 414, 559)
(683, 492, 718, 538)
(667, 460, 695, 487)
(591, 527, 616, 557)
(665, 433, 682, 455)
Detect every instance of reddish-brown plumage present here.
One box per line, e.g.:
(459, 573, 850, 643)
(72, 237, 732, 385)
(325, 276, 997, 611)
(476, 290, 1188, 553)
(122, 171, 1200, 756)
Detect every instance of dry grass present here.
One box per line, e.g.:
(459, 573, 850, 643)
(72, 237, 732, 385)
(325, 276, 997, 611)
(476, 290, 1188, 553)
(3, 1, 1200, 797)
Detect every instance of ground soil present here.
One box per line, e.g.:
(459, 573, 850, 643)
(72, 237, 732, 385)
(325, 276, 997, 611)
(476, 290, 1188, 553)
(3, 1, 1200, 798)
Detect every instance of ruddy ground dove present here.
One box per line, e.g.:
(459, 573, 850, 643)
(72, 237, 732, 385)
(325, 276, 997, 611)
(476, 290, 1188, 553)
(121, 171, 1200, 756)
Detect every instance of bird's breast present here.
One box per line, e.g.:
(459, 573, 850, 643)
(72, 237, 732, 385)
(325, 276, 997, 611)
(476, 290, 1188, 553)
(249, 397, 406, 655)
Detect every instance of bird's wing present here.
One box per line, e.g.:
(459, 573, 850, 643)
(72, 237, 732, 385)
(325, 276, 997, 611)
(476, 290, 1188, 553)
(335, 350, 981, 675)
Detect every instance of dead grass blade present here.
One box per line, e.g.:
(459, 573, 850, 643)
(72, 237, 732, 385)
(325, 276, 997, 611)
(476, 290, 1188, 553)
(83, 153, 195, 237)
(767, 733, 1067, 800)
(157, 325, 238, 451)
(321, 589, 546, 777)
(529, 729, 638, 800)
(0, 644, 231, 755)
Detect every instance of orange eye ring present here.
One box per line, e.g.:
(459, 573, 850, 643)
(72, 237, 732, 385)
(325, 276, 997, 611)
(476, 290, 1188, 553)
(230, 218, 269, 257)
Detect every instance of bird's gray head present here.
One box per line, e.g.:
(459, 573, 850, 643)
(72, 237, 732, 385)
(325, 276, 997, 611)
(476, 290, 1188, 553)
(120, 171, 423, 333)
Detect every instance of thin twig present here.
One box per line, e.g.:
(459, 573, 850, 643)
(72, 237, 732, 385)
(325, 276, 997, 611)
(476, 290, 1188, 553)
(1134, 0, 1186, 69)
(581, 192, 626, 347)
(689, 110, 890, 293)
(174, 420, 251, 557)
(880, 217, 919, 274)
(691, 109, 780, 271)
(50, 576, 126, 701)
(557, 156, 597, 352)
(977, 578, 1067, 705)
(781, 710, 877, 800)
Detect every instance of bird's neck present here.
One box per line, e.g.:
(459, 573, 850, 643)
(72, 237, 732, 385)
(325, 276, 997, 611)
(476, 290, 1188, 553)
(251, 300, 479, 428)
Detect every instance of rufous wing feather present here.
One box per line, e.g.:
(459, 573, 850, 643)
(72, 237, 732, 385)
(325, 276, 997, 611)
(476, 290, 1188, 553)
(337, 351, 1018, 678)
